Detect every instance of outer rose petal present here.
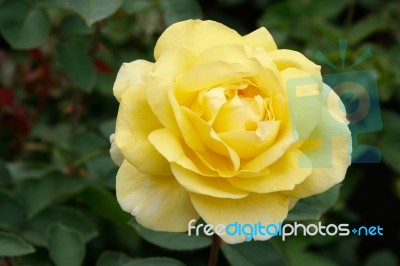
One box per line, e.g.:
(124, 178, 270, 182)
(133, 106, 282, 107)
(146, 48, 196, 135)
(243, 27, 277, 52)
(113, 60, 152, 102)
(117, 160, 199, 232)
(115, 85, 171, 175)
(268, 49, 321, 76)
(154, 20, 243, 59)
(285, 84, 352, 198)
(109, 134, 124, 166)
(229, 150, 312, 193)
(190, 192, 289, 244)
(171, 163, 249, 199)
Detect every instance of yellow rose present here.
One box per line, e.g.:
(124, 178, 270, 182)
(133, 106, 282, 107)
(111, 20, 352, 244)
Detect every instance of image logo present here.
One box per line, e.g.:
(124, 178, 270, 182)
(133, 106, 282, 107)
(286, 39, 382, 167)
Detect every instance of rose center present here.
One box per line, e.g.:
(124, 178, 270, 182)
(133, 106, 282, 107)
(191, 82, 275, 133)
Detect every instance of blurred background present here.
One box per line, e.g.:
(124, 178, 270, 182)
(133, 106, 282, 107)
(0, 0, 399, 265)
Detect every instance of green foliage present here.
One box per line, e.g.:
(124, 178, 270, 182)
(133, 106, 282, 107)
(364, 250, 399, 266)
(96, 251, 135, 266)
(221, 241, 287, 266)
(48, 224, 86, 266)
(0, 191, 24, 230)
(273, 237, 338, 266)
(0, 0, 399, 265)
(129, 219, 211, 251)
(0, 160, 11, 185)
(22, 207, 98, 247)
(57, 43, 97, 92)
(125, 258, 186, 266)
(0, 232, 35, 256)
(0, 0, 50, 49)
(18, 172, 87, 217)
(378, 110, 400, 174)
(287, 185, 341, 221)
(160, 0, 202, 26)
(35, 0, 124, 26)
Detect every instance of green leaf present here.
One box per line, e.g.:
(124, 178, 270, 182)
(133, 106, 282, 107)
(71, 132, 109, 156)
(60, 15, 93, 35)
(123, 257, 185, 266)
(129, 219, 211, 251)
(331, 237, 359, 266)
(0, 191, 25, 230)
(381, 109, 400, 132)
(78, 186, 131, 227)
(30, 122, 71, 149)
(287, 185, 340, 221)
(8, 161, 55, 181)
(273, 236, 337, 266)
(122, 0, 153, 14)
(18, 172, 87, 217)
(14, 249, 53, 266)
(100, 119, 116, 139)
(96, 73, 116, 97)
(70, 132, 113, 178)
(77, 186, 141, 253)
(221, 241, 288, 266)
(48, 224, 85, 266)
(57, 43, 96, 92)
(0, 0, 50, 49)
(0, 232, 35, 257)
(159, 0, 202, 26)
(307, 0, 349, 18)
(35, 0, 124, 26)
(0, 159, 11, 185)
(258, 1, 300, 28)
(23, 206, 98, 247)
(85, 155, 117, 183)
(379, 132, 400, 174)
(96, 251, 135, 266)
(348, 16, 389, 44)
(365, 250, 398, 266)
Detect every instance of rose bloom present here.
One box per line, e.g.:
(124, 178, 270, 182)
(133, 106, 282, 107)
(110, 20, 351, 244)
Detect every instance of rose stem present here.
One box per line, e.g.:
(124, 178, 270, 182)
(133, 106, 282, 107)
(208, 235, 222, 266)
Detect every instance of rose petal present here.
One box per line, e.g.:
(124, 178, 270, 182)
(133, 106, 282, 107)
(113, 60, 153, 102)
(146, 48, 196, 134)
(190, 192, 289, 244)
(149, 128, 218, 176)
(182, 107, 240, 175)
(117, 160, 199, 231)
(154, 20, 243, 59)
(213, 95, 247, 132)
(109, 134, 124, 166)
(268, 49, 321, 76)
(241, 95, 297, 171)
(171, 164, 248, 199)
(229, 150, 312, 193)
(243, 27, 277, 52)
(218, 121, 280, 159)
(115, 81, 171, 176)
